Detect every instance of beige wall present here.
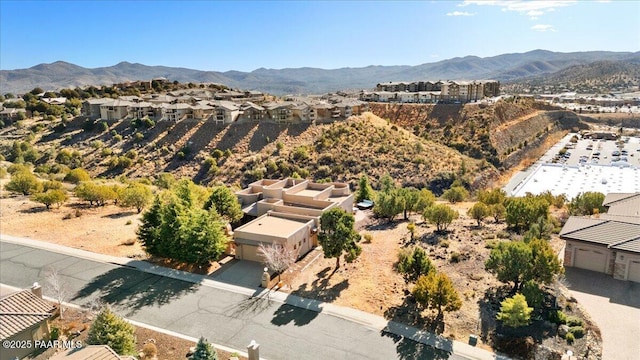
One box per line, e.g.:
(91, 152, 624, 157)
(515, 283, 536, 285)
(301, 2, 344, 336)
(613, 251, 640, 281)
(0, 322, 50, 360)
(564, 240, 615, 275)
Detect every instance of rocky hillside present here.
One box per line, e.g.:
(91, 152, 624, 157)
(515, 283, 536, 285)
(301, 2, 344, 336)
(0, 113, 495, 195)
(369, 100, 588, 169)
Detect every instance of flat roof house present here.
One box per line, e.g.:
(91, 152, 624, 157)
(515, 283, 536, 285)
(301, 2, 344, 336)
(560, 193, 640, 283)
(233, 178, 354, 262)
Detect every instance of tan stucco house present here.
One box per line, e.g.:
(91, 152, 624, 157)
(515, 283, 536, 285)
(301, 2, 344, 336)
(233, 178, 354, 262)
(560, 193, 640, 282)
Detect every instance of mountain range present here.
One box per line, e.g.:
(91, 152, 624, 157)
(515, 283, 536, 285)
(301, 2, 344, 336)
(1, 50, 639, 95)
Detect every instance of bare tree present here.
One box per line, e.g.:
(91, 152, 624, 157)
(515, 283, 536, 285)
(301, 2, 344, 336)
(258, 242, 299, 284)
(45, 267, 71, 319)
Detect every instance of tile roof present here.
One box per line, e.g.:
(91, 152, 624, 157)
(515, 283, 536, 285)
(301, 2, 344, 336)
(605, 193, 640, 217)
(603, 192, 640, 206)
(558, 217, 606, 236)
(49, 345, 127, 360)
(561, 217, 640, 252)
(0, 290, 56, 340)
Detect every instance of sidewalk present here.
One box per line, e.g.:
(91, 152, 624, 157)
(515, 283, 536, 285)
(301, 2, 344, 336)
(0, 234, 507, 360)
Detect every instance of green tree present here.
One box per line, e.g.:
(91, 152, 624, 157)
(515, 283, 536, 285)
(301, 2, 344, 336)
(568, 192, 606, 215)
(318, 207, 362, 269)
(489, 203, 506, 223)
(478, 188, 507, 206)
(119, 183, 153, 213)
(356, 174, 376, 202)
(413, 272, 462, 319)
(520, 280, 544, 310)
(527, 238, 563, 285)
(415, 189, 436, 214)
(31, 189, 68, 209)
(204, 186, 243, 223)
(5, 170, 42, 195)
(397, 247, 435, 282)
(442, 186, 468, 203)
(74, 182, 117, 206)
(136, 196, 163, 254)
(505, 196, 550, 232)
(87, 306, 136, 355)
(496, 293, 533, 328)
(373, 190, 404, 221)
(154, 172, 176, 189)
(189, 337, 218, 360)
(468, 202, 490, 227)
(485, 241, 532, 291)
(423, 204, 458, 232)
(378, 173, 396, 193)
(63, 168, 90, 184)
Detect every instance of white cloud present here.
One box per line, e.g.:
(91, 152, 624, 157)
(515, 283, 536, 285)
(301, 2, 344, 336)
(447, 11, 475, 16)
(531, 24, 556, 32)
(460, 1, 577, 18)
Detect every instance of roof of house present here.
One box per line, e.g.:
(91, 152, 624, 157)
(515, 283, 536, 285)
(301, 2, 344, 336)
(234, 213, 313, 240)
(603, 193, 640, 217)
(0, 289, 56, 340)
(560, 217, 640, 253)
(49, 345, 130, 360)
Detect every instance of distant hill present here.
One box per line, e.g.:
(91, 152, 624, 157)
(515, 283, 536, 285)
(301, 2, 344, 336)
(1, 50, 638, 95)
(503, 56, 640, 93)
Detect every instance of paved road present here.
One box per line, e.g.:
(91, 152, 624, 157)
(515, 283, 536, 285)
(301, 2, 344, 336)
(0, 241, 469, 360)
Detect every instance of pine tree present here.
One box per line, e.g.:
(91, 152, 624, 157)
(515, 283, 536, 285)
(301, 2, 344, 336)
(87, 306, 136, 355)
(318, 207, 362, 269)
(136, 195, 162, 255)
(190, 337, 218, 360)
(204, 186, 243, 223)
(413, 272, 462, 319)
(496, 293, 533, 328)
(355, 174, 375, 202)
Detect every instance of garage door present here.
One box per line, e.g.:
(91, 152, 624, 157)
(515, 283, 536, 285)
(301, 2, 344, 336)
(238, 244, 263, 262)
(574, 248, 607, 273)
(628, 260, 640, 283)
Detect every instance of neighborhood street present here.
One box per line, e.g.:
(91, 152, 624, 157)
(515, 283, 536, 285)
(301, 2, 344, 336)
(0, 240, 471, 360)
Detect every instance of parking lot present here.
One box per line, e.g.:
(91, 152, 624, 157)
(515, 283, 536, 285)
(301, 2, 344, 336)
(509, 134, 640, 199)
(551, 136, 640, 167)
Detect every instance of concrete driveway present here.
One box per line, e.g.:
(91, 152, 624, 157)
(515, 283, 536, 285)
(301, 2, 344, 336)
(564, 268, 640, 360)
(210, 258, 265, 288)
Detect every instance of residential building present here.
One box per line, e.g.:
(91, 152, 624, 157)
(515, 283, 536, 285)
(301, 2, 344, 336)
(190, 102, 214, 120)
(99, 100, 134, 121)
(373, 80, 500, 103)
(0, 108, 26, 122)
(82, 98, 112, 120)
(128, 101, 156, 119)
(265, 102, 295, 123)
(233, 178, 354, 262)
(239, 102, 266, 121)
(160, 103, 191, 122)
(560, 193, 640, 282)
(212, 101, 240, 124)
(0, 285, 56, 360)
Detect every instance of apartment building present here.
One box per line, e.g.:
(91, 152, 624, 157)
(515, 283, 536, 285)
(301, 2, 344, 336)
(371, 79, 500, 103)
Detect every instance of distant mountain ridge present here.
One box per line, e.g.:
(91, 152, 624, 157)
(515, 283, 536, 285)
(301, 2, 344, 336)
(1, 50, 639, 95)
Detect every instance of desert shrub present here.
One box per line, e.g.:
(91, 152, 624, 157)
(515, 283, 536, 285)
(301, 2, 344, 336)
(565, 332, 575, 344)
(450, 252, 461, 263)
(5, 171, 42, 195)
(64, 168, 91, 184)
(90, 140, 104, 149)
(50, 327, 60, 340)
(520, 280, 544, 310)
(142, 343, 158, 358)
(134, 132, 144, 141)
(0, 167, 6, 179)
(363, 233, 373, 243)
(440, 240, 450, 248)
(566, 316, 583, 327)
(154, 173, 176, 189)
(496, 230, 510, 239)
(101, 148, 113, 157)
(291, 146, 309, 161)
(211, 149, 224, 159)
(549, 309, 567, 325)
(569, 326, 585, 339)
(113, 134, 123, 142)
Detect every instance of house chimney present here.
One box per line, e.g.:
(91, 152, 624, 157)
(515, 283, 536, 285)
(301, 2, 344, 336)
(247, 340, 260, 360)
(31, 282, 43, 298)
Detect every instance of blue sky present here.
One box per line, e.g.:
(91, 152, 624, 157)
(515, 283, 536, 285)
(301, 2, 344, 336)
(1, 1, 638, 71)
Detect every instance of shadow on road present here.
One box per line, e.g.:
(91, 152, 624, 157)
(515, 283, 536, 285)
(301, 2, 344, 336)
(71, 266, 200, 316)
(271, 301, 319, 327)
(564, 267, 640, 309)
(380, 329, 452, 360)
